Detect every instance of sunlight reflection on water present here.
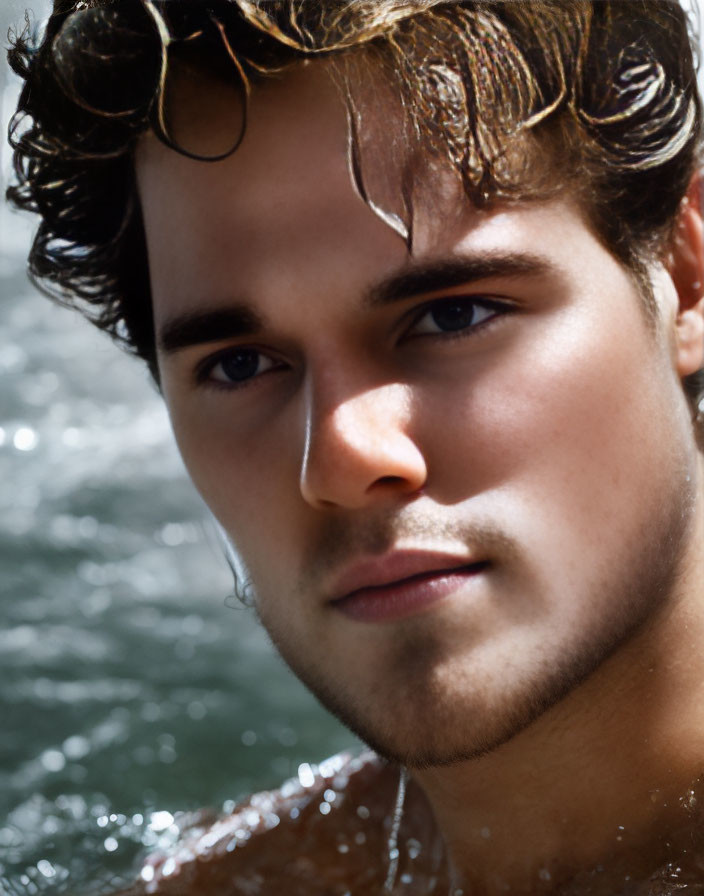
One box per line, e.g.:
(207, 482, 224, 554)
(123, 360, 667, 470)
(0, 242, 355, 896)
(0, 12, 354, 892)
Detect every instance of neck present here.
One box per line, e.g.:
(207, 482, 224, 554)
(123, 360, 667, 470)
(411, 459, 704, 894)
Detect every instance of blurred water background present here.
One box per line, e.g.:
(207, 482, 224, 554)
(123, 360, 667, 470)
(0, 2, 356, 894)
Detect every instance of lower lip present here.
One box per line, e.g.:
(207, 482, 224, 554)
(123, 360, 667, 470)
(331, 564, 487, 623)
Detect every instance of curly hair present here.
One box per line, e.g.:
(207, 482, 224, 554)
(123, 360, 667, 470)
(6, 0, 704, 411)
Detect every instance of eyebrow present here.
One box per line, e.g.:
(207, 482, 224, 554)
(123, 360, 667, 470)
(366, 252, 552, 307)
(157, 251, 552, 354)
(158, 305, 262, 354)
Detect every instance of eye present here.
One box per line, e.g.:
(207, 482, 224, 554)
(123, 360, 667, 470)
(408, 297, 503, 338)
(198, 347, 280, 388)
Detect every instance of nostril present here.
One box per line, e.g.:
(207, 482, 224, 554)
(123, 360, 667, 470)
(370, 475, 418, 493)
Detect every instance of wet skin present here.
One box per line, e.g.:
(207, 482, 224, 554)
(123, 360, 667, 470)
(135, 61, 704, 892)
(116, 752, 704, 896)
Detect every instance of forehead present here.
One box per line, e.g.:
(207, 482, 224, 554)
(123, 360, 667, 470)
(137, 59, 461, 236)
(134, 58, 640, 333)
(136, 62, 375, 282)
(136, 61, 451, 307)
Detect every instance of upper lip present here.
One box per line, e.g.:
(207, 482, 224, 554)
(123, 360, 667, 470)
(329, 550, 484, 603)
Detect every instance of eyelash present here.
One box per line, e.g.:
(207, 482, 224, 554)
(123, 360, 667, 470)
(195, 296, 511, 391)
(403, 296, 509, 342)
(195, 346, 284, 391)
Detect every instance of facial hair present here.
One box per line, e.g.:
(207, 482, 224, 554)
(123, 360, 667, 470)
(253, 470, 697, 769)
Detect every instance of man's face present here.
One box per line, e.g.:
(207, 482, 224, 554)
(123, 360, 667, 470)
(136, 62, 700, 767)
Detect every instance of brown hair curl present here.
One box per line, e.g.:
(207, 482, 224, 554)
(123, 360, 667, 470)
(6, 0, 704, 410)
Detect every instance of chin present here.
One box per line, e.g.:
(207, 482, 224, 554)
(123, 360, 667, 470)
(281, 612, 663, 770)
(321, 686, 542, 770)
(281, 652, 551, 769)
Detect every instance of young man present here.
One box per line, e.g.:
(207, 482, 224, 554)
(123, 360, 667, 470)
(8, 0, 704, 892)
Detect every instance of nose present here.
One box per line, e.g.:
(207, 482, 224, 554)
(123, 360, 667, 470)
(299, 381, 427, 510)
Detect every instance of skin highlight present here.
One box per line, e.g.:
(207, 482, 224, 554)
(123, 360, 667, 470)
(135, 61, 704, 891)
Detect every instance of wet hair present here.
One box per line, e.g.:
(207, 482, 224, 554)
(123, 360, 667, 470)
(5, 0, 704, 411)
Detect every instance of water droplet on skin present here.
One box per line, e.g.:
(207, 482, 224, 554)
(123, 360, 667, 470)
(538, 868, 551, 882)
(681, 789, 697, 810)
(243, 809, 261, 828)
(161, 858, 177, 877)
(319, 802, 331, 815)
(319, 755, 346, 777)
(149, 811, 174, 832)
(407, 838, 422, 860)
(401, 873, 413, 884)
(298, 763, 315, 788)
(324, 789, 337, 803)
(338, 843, 350, 853)
(280, 781, 298, 800)
(355, 831, 367, 845)
(356, 805, 370, 819)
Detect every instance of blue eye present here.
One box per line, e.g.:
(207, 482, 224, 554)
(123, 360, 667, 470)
(203, 348, 278, 386)
(411, 299, 498, 336)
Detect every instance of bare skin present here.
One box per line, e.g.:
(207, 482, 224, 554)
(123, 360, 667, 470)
(132, 62, 704, 893)
(119, 753, 448, 895)
(119, 749, 704, 894)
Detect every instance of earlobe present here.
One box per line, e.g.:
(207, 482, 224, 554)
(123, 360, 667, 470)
(674, 297, 704, 378)
(666, 175, 704, 377)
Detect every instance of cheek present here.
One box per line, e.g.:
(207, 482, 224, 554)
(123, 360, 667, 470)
(165, 394, 304, 546)
(422, 311, 682, 533)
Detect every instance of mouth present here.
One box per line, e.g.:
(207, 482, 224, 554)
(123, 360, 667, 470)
(329, 553, 489, 624)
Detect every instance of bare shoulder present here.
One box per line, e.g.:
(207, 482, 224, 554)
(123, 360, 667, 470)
(116, 751, 447, 895)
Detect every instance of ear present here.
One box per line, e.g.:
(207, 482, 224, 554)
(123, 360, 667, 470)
(666, 174, 704, 378)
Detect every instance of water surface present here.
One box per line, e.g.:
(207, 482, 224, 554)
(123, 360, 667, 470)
(0, 22, 354, 893)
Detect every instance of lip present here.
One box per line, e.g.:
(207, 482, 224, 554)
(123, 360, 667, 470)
(329, 551, 488, 623)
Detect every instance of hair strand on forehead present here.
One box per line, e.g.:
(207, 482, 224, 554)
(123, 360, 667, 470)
(4, 0, 703, 418)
